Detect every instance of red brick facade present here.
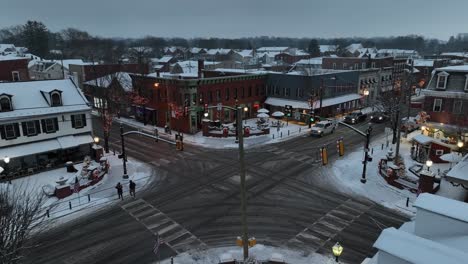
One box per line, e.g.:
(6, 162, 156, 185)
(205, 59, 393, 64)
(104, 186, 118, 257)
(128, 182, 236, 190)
(423, 96, 468, 127)
(132, 74, 267, 133)
(0, 59, 30, 82)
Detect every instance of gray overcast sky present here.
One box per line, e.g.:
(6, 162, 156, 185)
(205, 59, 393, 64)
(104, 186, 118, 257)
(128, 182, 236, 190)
(1, 0, 466, 40)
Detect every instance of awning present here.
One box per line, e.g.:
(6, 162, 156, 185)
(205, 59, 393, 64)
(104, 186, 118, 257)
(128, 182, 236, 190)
(57, 134, 94, 149)
(265, 97, 310, 109)
(1, 134, 94, 159)
(265, 94, 362, 110)
(0, 138, 61, 159)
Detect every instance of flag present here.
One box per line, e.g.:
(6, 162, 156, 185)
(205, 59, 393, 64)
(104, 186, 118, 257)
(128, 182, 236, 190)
(73, 177, 80, 193)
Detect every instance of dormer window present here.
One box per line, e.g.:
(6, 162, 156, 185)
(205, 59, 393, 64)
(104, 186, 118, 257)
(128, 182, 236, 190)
(436, 72, 449, 89)
(0, 94, 12, 112)
(50, 91, 62, 107)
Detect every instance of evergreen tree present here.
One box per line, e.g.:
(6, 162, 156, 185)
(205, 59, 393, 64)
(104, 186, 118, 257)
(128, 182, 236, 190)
(22, 21, 49, 57)
(307, 39, 321, 57)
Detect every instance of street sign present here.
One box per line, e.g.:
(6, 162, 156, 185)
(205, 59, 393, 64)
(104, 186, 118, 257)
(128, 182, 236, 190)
(217, 103, 223, 111)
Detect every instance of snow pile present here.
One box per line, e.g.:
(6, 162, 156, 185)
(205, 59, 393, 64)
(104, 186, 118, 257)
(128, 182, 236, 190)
(160, 244, 341, 264)
(7, 153, 156, 226)
(329, 129, 466, 216)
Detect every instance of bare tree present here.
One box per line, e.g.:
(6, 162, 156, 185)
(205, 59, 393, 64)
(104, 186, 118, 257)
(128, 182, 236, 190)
(0, 184, 45, 263)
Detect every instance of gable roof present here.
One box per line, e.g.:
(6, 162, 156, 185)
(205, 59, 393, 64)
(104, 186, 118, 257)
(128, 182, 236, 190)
(319, 45, 337, 53)
(84, 72, 133, 92)
(346, 43, 364, 53)
(0, 79, 90, 121)
(0, 44, 16, 53)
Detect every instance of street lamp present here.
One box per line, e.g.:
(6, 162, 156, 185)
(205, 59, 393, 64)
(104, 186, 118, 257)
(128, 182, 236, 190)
(426, 159, 433, 171)
(154, 82, 160, 88)
(3, 156, 10, 184)
(421, 125, 426, 135)
(204, 112, 209, 118)
(243, 107, 248, 125)
(363, 89, 370, 96)
(332, 242, 343, 262)
(458, 140, 464, 148)
(94, 136, 100, 144)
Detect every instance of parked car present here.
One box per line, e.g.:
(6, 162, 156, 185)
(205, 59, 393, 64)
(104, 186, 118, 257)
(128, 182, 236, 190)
(310, 119, 338, 137)
(370, 111, 389, 123)
(400, 117, 420, 132)
(344, 111, 367, 124)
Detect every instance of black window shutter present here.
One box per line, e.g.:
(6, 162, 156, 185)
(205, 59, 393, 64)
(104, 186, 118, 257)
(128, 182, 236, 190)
(41, 119, 46, 133)
(14, 123, 20, 138)
(54, 118, 59, 131)
(82, 114, 87, 127)
(0, 125, 5, 139)
(35, 120, 40, 135)
(71, 115, 76, 128)
(22, 122, 28, 136)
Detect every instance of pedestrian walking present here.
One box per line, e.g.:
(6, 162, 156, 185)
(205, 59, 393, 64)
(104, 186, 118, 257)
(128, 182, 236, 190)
(129, 180, 136, 198)
(116, 182, 123, 200)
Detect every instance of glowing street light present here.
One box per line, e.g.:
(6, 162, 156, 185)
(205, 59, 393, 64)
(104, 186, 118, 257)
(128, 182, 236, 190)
(204, 112, 209, 118)
(243, 107, 248, 112)
(3, 156, 10, 164)
(332, 242, 344, 262)
(458, 141, 464, 148)
(426, 159, 433, 171)
(93, 136, 100, 144)
(363, 89, 370, 96)
(154, 82, 160, 88)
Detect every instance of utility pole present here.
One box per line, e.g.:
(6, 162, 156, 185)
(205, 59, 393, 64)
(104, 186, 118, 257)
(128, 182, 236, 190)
(405, 59, 414, 137)
(319, 78, 324, 116)
(361, 126, 372, 183)
(237, 106, 249, 260)
(120, 125, 128, 179)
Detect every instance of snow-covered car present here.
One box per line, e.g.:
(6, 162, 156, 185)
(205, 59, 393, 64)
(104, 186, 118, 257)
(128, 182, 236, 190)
(310, 120, 337, 137)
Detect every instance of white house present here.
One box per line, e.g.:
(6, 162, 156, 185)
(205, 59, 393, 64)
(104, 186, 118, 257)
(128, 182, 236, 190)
(363, 193, 468, 264)
(0, 79, 93, 179)
(28, 59, 89, 80)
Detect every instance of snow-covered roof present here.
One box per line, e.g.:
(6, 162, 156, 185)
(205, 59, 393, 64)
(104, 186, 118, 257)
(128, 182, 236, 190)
(0, 54, 28, 61)
(257, 47, 289, 52)
(236, 49, 253, 57)
(346, 43, 364, 53)
(414, 59, 435, 67)
(319, 45, 336, 53)
(60, 59, 90, 70)
(258, 51, 281, 58)
(446, 154, 468, 186)
(440, 52, 468, 58)
(189, 47, 204, 54)
(207, 48, 232, 55)
(415, 193, 468, 224)
(295, 57, 323, 65)
(0, 43, 16, 53)
(155, 55, 174, 63)
(374, 227, 468, 264)
(412, 134, 436, 145)
(0, 79, 90, 121)
(84, 72, 133, 92)
(434, 65, 468, 73)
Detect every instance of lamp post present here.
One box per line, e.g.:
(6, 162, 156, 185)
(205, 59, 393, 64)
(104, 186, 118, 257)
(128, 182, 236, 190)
(243, 106, 248, 125)
(94, 136, 100, 145)
(3, 156, 10, 184)
(361, 125, 372, 183)
(237, 105, 249, 260)
(421, 125, 426, 135)
(332, 242, 344, 262)
(204, 112, 209, 118)
(458, 140, 464, 148)
(363, 88, 370, 107)
(426, 159, 433, 172)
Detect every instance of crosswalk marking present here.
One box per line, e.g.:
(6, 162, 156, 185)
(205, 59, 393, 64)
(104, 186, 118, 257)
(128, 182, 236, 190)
(121, 199, 206, 254)
(288, 198, 373, 252)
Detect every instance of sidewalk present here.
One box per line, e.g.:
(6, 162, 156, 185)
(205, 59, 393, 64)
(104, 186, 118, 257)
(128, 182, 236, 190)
(115, 116, 310, 149)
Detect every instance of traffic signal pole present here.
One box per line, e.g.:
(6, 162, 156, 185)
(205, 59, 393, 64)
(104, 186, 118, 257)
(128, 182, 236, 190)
(120, 125, 128, 179)
(338, 121, 372, 184)
(236, 106, 249, 260)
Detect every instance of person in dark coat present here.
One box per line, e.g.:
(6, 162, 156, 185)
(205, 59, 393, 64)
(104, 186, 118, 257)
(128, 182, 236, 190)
(116, 182, 123, 200)
(129, 180, 136, 198)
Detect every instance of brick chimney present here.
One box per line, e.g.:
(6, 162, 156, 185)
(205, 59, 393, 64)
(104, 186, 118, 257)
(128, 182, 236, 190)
(198, 59, 204, 78)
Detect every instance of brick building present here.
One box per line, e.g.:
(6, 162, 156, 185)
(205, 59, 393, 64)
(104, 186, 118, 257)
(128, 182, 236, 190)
(0, 57, 30, 82)
(274, 51, 311, 65)
(131, 63, 267, 133)
(421, 65, 468, 129)
(322, 56, 394, 70)
(412, 59, 451, 88)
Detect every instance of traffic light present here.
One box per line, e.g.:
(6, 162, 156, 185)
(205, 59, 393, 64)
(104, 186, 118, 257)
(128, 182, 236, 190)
(320, 147, 328, 165)
(204, 103, 208, 112)
(337, 138, 345, 156)
(184, 106, 189, 116)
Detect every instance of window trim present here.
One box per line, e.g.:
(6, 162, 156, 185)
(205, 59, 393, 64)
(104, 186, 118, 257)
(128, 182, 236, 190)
(74, 115, 84, 128)
(436, 72, 449, 90)
(0, 96, 12, 111)
(44, 118, 57, 133)
(433, 98, 442, 112)
(25, 121, 37, 135)
(453, 100, 463, 114)
(50, 91, 62, 107)
(465, 74, 468, 91)
(4, 124, 17, 139)
(12, 71, 20, 81)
